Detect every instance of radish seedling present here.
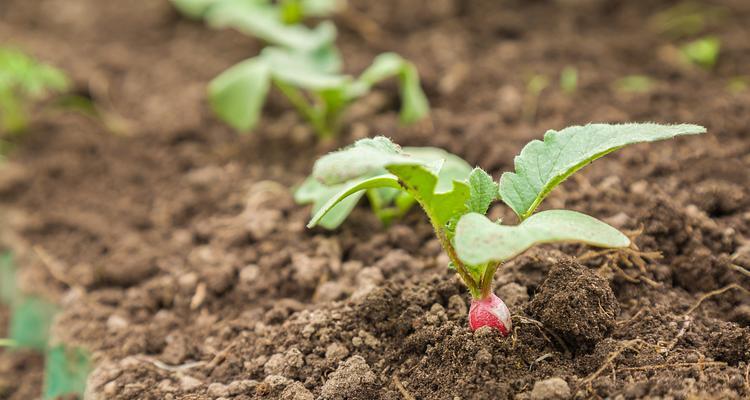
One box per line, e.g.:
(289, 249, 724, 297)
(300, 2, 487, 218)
(0, 48, 69, 135)
(209, 47, 428, 137)
(304, 123, 705, 334)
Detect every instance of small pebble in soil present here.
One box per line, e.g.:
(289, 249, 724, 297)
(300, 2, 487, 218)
(320, 356, 377, 400)
(529, 258, 619, 348)
(530, 377, 571, 400)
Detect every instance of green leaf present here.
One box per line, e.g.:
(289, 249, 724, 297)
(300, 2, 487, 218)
(353, 53, 428, 123)
(44, 345, 91, 400)
(499, 123, 706, 220)
(295, 177, 365, 229)
(398, 61, 429, 123)
(0, 251, 15, 304)
(262, 47, 347, 90)
(402, 146, 472, 192)
(308, 175, 402, 228)
(9, 296, 58, 350)
(170, 0, 220, 18)
(454, 210, 630, 266)
(299, 142, 472, 229)
(613, 75, 655, 93)
(208, 58, 271, 132)
(466, 168, 498, 214)
(206, 0, 336, 51)
(386, 164, 470, 229)
(681, 36, 721, 69)
(312, 137, 419, 185)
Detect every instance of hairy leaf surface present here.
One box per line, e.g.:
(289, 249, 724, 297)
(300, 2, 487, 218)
(499, 123, 705, 219)
(454, 210, 630, 265)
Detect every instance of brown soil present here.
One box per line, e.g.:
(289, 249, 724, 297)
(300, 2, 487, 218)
(2, 0, 750, 399)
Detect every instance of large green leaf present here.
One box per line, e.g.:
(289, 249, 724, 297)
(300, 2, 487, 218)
(499, 123, 706, 220)
(44, 345, 91, 400)
(208, 58, 271, 132)
(454, 210, 630, 266)
(9, 296, 58, 350)
(206, 0, 336, 51)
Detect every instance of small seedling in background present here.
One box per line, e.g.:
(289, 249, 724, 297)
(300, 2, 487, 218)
(650, 1, 725, 39)
(560, 66, 578, 95)
(522, 73, 549, 122)
(303, 123, 705, 334)
(44, 345, 91, 400)
(613, 75, 655, 94)
(0, 48, 70, 135)
(279, 0, 343, 24)
(680, 36, 720, 70)
(209, 47, 428, 137)
(0, 338, 17, 347)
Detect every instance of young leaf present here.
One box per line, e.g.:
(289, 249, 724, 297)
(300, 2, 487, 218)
(170, 0, 219, 18)
(298, 143, 472, 229)
(0, 251, 15, 304)
(208, 58, 271, 132)
(312, 137, 419, 185)
(308, 174, 402, 227)
(206, 0, 336, 51)
(295, 177, 365, 229)
(499, 123, 706, 220)
(466, 168, 498, 214)
(262, 47, 347, 90)
(353, 53, 429, 123)
(680, 36, 720, 69)
(10, 296, 58, 350)
(44, 345, 91, 400)
(454, 210, 630, 266)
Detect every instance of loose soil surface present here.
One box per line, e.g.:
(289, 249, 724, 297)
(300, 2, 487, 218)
(1, 0, 750, 399)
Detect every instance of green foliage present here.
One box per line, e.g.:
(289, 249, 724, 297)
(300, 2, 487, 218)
(613, 75, 655, 93)
(43, 345, 91, 400)
(298, 141, 470, 228)
(9, 296, 58, 350)
(172, 0, 341, 25)
(0, 251, 15, 304)
(302, 123, 705, 298)
(498, 123, 705, 220)
(0, 338, 17, 347)
(210, 48, 428, 137)
(454, 210, 629, 265)
(680, 36, 720, 69)
(0, 48, 70, 134)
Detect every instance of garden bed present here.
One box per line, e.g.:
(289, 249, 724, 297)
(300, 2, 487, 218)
(1, 0, 749, 398)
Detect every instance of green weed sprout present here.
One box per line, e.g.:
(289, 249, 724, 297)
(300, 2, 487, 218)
(302, 123, 705, 333)
(560, 66, 578, 95)
(209, 46, 428, 138)
(613, 75, 655, 94)
(680, 36, 720, 69)
(0, 48, 70, 135)
(0, 338, 17, 347)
